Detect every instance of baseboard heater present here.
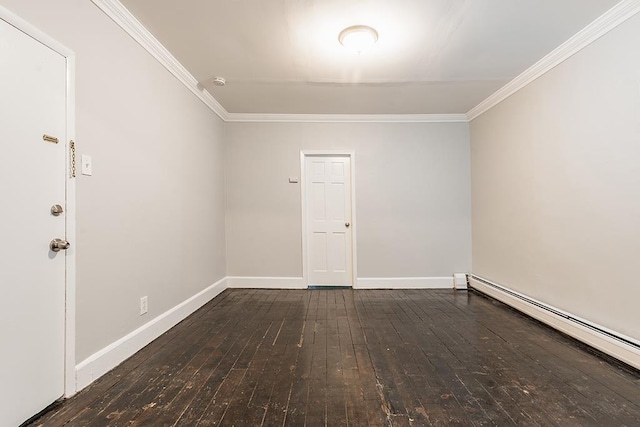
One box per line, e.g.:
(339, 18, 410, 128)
(468, 274, 640, 352)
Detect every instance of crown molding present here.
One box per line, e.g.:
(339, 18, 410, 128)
(467, 0, 640, 121)
(91, 0, 229, 121)
(225, 113, 470, 123)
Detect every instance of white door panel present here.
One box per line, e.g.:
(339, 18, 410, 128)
(0, 19, 67, 426)
(305, 156, 353, 286)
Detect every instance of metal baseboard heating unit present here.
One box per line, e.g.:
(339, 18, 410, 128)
(468, 274, 640, 370)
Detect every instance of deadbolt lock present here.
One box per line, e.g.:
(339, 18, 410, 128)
(51, 204, 64, 216)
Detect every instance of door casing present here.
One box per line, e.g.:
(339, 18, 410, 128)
(300, 150, 358, 288)
(0, 5, 77, 397)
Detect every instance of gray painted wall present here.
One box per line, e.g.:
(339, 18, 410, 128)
(470, 14, 640, 341)
(225, 122, 472, 279)
(1, 0, 227, 361)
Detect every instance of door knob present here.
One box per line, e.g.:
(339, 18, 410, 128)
(345, 222, 350, 228)
(50, 238, 70, 252)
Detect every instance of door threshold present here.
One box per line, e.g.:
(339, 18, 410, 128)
(308, 285, 353, 290)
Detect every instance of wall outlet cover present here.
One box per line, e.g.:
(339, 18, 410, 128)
(140, 296, 148, 315)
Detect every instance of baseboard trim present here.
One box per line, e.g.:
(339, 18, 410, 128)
(356, 277, 454, 289)
(75, 276, 228, 391)
(226, 276, 306, 289)
(227, 276, 456, 289)
(469, 275, 640, 370)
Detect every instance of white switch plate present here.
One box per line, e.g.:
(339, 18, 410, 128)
(289, 177, 299, 183)
(81, 155, 92, 176)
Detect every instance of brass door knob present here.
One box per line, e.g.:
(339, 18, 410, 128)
(50, 238, 70, 252)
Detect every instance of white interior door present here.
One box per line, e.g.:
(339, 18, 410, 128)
(0, 19, 67, 426)
(305, 155, 353, 286)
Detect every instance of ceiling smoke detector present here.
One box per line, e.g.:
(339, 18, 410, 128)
(211, 77, 226, 86)
(338, 25, 378, 54)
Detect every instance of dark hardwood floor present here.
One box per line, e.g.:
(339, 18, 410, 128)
(29, 289, 640, 426)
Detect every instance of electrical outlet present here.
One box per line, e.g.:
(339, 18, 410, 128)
(140, 296, 148, 315)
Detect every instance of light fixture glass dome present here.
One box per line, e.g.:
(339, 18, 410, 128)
(338, 25, 378, 54)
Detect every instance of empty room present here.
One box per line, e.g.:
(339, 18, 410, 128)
(1, 0, 639, 425)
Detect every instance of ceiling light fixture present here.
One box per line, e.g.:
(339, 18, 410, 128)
(338, 25, 378, 54)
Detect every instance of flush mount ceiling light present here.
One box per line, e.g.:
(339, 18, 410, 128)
(338, 25, 378, 54)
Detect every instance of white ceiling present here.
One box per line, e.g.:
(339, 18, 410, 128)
(120, 0, 619, 115)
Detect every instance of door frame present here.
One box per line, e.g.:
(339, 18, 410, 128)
(0, 6, 77, 397)
(300, 150, 358, 288)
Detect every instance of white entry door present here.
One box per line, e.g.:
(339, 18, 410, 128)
(305, 155, 353, 286)
(0, 18, 67, 426)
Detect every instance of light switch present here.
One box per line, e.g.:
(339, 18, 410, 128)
(289, 177, 299, 183)
(81, 155, 92, 176)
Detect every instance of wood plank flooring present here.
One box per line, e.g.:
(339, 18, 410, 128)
(28, 289, 640, 426)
